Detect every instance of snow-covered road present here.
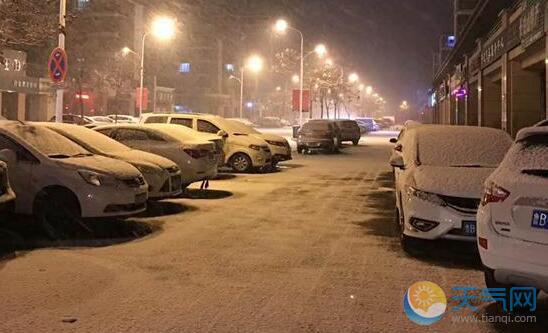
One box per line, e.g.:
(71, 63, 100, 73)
(0, 132, 546, 332)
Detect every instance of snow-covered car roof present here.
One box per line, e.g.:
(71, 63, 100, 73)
(407, 125, 512, 167)
(516, 125, 548, 142)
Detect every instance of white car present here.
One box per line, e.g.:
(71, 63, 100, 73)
(0, 160, 16, 211)
(391, 125, 512, 251)
(0, 121, 148, 224)
(41, 123, 182, 199)
(140, 113, 275, 172)
(107, 114, 137, 123)
(477, 126, 548, 292)
(88, 116, 115, 124)
(95, 124, 219, 187)
(226, 118, 257, 128)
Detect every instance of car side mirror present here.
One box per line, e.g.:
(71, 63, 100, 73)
(389, 154, 404, 169)
(389, 138, 398, 144)
(217, 130, 229, 138)
(0, 149, 17, 166)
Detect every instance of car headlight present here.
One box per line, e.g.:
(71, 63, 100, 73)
(406, 186, 446, 206)
(78, 169, 116, 187)
(249, 145, 262, 151)
(265, 140, 285, 147)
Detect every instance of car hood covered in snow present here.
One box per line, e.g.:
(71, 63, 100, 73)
(251, 133, 286, 143)
(411, 165, 496, 198)
(109, 150, 176, 170)
(56, 155, 141, 179)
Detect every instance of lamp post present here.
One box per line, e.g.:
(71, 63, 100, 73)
(274, 19, 305, 126)
(230, 55, 264, 119)
(137, 16, 176, 117)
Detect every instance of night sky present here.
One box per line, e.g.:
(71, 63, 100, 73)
(275, 0, 453, 111)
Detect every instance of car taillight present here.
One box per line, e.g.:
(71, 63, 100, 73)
(184, 149, 209, 159)
(481, 183, 510, 206)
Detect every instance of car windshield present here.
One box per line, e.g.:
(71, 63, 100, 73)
(53, 125, 132, 154)
(417, 127, 512, 167)
(5, 124, 91, 158)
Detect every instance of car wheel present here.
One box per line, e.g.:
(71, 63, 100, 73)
(297, 146, 304, 154)
(34, 188, 87, 239)
(230, 153, 253, 173)
(352, 139, 359, 146)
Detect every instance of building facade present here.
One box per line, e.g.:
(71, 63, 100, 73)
(433, 0, 548, 136)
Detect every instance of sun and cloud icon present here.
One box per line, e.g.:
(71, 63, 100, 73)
(404, 281, 447, 325)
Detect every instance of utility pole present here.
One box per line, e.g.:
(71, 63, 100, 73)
(55, 0, 67, 122)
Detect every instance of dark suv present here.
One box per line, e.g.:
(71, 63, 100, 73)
(333, 120, 361, 145)
(297, 120, 339, 154)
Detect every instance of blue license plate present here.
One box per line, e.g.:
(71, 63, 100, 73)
(462, 221, 476, 236)
(531, 210, 548, 230)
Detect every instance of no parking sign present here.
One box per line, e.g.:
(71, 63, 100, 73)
(48, 47, 68, 84)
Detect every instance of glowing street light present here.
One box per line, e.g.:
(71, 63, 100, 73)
(230, 54, 265, 119)
(273, 18, 305, 126)
(365, 86, 373, 95)
(400, 100, 409, 111)
(246, 55, 264, 73)
(348, 73, 359, 83)
(291, 74, 300, 84)
(274, 19, 289, 33)
(121, 46, 134, 56)
(151, 16, 177, 40)
(138, 15, 177, 116)
(314, 44, 327, 57)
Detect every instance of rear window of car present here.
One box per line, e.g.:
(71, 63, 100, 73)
(304, 122, 330, 130)
(170, 118, 193, 128)
(340, 121, 358, 128)
(502, 134, 548, 172)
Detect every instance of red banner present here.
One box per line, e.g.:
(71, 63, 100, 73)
(292, 89, 310, 112)
(135, 88, 149, 110)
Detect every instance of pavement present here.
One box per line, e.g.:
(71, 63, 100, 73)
(0, 130, 546, 333)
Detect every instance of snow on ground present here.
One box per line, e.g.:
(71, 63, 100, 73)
(1, 135, 546, 333)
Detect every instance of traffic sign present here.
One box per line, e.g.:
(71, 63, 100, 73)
(48, 47, 68, 84)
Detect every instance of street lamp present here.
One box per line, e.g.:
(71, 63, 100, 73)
(291, 74, 300, 84)
(273, 18, 305, 126)
(138, 16, 176, 116)
(348, 72, 359, 83)
(314, 44, 327, 58)
(365, 86, 373, 95)
(230, 54, 264, 119)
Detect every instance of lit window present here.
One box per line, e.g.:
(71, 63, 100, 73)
(76, 0, 90, 10)
(179, 63, 191, 73)
(225, 64, 235, 72)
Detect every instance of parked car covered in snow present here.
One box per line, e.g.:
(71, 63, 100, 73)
(95, 124, 219, 187)
(107, 115, 137, 123)
(333, 119, 361, 145)
(49, 114, 93, 126)
(390, 125, 512, 251)
(477, 126, 548, 292)
(41, 123, 182, 199)
(0, 121, 148, 226)
(297, 119, 340, 154)
(0, 160, 15, 211)
(140, 113, 274, 172)
(355, 118, 379, 133)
